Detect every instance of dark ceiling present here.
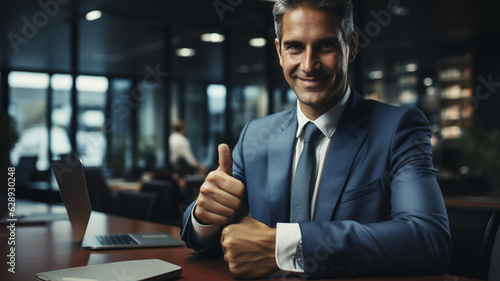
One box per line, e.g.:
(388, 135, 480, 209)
(1, 0, 276, 81)
(1, 0, 499, 82)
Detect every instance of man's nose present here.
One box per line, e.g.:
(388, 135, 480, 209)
(301, 47, 320, 74)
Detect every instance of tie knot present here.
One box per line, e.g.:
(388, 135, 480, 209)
(303, 122, 322, 143)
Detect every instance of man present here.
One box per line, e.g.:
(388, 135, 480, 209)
(181, 0, 451, 279)
(169, 120, 205, 176)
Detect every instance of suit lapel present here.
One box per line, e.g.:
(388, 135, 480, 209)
(315, 92, 369, 221)
(268, 111, 297, 227)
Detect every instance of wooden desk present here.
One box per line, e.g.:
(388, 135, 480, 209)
(0, 209, 481, 281)
(445, 195, 500, 210)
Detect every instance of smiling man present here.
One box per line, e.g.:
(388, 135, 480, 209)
(277, 3, 355, 120)
(181, 0, 451, 279)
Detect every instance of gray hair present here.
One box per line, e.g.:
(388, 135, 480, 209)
(273, 0, 354, 44)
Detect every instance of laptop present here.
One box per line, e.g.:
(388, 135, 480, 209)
(0, 212, 68, 225)
(50, 159, 185, 250)
(36, 259, 182, 281)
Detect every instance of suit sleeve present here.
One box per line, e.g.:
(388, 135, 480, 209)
(180, 201, 223, 256)
(298, 108, 451, 278)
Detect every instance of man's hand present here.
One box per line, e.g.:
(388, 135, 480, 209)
(194, 144, 245, 225)
(221, 216, 279, 279)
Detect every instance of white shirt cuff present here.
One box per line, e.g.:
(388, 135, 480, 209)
(190, 204, 220, 244)
(276, 223, 303, 273)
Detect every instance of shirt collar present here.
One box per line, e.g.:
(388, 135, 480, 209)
(296, 86, 351, 139)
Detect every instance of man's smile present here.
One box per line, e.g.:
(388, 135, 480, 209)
(297, 76, 328, 86)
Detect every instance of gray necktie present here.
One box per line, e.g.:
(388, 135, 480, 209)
(290, 122, 323, 222)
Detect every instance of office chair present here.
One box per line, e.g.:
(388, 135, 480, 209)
(446, 207, 500, 280)
(84, 166, 159, 221)
(83, 167, 115, 213)
(490, 224, 500, 281)
(183, 176, 203, 206)
(108, 191, 157, 221)
(141, 180, 182, 226)
(16, 156, 38, 186)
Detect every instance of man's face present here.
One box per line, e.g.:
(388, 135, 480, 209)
(275, 6, 358, 119)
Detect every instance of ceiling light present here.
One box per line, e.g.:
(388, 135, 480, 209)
(426, 87, 436, 96)
(176, 48, 196, 57)
(423, 77, 433, 86)
(201, 33, 225, 43)
(368, 70, 384, 79)
(399, 90, 418, 104)
(249, 38, 266, 48)
(85, 10, 102, 21)
(405, 63, 418, 72)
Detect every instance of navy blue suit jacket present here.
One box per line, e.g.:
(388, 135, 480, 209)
(181, 91, 451, 278)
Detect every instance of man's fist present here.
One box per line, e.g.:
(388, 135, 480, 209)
(221, 216, 279, 279)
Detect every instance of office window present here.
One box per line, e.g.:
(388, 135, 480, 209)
(170, 25, 226, 169)
(230, 86, 245, 142)
(138, 81, 166, 170)
(108, 78, 133, 177)
(286, 89, 298, 106)
(176, 82, 211, 168)
(230, 28, 267, 145)
(273, 88, 283, 112)
(9, 71, 49, 170)
(76, 75, 108, 167)
(207, 84, 226, 137)
(230, 84, 267, 142)
(51, 74, 72, 162)
(245, 85, 267, 119)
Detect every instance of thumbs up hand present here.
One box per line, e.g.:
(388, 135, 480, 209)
(217, 143, 233, 176)
(194, 144, 245, 225)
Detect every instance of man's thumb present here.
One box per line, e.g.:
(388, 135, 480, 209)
(218, 143, 233, 176)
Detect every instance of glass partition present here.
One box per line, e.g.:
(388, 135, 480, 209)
(138, 82, 166, 171)
(107, 78, 133, 177)
(207, 84, 227, 151)
(76, 75, 108, 167)
(9, 71, 49, 170)
(51, 74, 73, 162)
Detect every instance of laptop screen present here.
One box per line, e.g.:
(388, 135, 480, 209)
(51, 159, 92, 243)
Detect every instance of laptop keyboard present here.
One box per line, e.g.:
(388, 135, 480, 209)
(96, 234, 139, 246)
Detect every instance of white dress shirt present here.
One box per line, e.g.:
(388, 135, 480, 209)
(169, 132, 199, 167)
(190, 87, 351, 272)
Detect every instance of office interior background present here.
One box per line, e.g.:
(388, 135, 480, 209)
(1, 0, 500, 203)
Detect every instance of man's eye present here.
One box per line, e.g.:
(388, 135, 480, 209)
(286, 45, 303, 51)
(318, 42, 334, 49)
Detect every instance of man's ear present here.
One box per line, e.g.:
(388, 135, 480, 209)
(275, 38, 283, 67)
(348, 32, 359, 62)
